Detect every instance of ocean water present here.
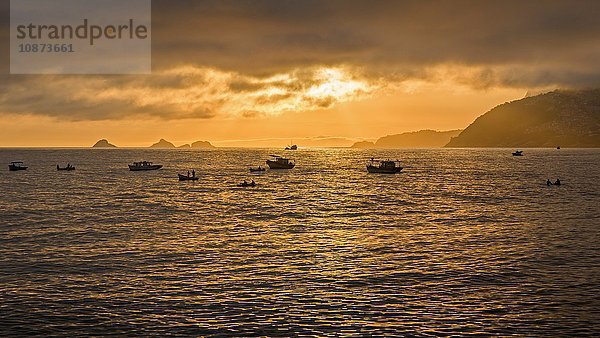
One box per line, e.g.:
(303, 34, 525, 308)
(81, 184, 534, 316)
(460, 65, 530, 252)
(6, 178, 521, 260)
(0, 148, 599, 336)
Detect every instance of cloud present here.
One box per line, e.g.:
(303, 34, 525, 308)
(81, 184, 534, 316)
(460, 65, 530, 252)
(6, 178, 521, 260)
(0, 65, 380, 120)
(1, 0, 600, 121)
(148, 0, 600, 87)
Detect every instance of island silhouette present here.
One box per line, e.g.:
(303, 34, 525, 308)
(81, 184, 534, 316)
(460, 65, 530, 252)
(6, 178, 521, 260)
(92, 139, 117, 148)
(91, 139, 216, 148)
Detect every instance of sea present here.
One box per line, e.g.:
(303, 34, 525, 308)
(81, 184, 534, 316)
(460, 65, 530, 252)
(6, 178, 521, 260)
(0, 148, 599, 336)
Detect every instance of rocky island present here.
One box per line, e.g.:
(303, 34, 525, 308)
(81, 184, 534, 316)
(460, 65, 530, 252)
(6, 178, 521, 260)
(92, 139, 117, 148)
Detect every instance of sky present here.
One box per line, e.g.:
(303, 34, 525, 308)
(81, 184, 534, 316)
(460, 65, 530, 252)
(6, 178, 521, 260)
(1, 0, 600, 147)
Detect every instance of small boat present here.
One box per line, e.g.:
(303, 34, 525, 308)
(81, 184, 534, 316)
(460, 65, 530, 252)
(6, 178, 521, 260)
(128, 161, 163, 171)
(57, 164, 75, 171)
(178, 174, 199, 181)
(8, 161, 28, 171)
(285, 144, 298, 150)
(512, 150, 524, 156)
(249, 166, 266, 172)
(366, 159, 402, 174)
(238, 180, 257, 187)
(266, 155, 295, 169)
(557, 146, 561, 149)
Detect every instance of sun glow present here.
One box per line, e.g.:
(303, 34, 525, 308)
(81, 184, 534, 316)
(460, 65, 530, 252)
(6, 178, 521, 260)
(305, 68, 370, 100)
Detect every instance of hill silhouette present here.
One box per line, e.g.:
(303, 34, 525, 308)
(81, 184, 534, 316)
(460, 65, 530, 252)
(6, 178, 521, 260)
(92, 139, 117, 148)
(351, 141, 375, 148)
(446, 89, 600, 148)
(355, 130, 461, 148)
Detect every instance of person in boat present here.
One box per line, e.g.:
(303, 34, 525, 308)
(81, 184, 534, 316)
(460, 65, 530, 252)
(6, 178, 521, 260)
(251, 180, 255, 186)
(555, 178, 561, 186)
(547, 179, 552, 186)
(192, 169, 195, 178)
(57, 165, 60, 170)
(187, 170, 190, 177)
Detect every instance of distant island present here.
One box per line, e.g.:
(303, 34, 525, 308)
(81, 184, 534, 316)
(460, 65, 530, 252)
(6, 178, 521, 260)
(150, 139, 176, 148)
(190, 140, 216, 149)
(150, 139, 216, 148)
(351, 130, 462, 148)
(92, 139, 117, 148)
(91, 138, 216, 148)
(446, 89, 600, 148)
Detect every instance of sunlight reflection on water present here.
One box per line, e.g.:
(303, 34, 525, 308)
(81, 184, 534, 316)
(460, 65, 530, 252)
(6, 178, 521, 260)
(0, 148, 599, 336)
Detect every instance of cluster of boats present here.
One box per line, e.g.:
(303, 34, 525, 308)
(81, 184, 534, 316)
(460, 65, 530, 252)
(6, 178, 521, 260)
(7, 155, 405, 175)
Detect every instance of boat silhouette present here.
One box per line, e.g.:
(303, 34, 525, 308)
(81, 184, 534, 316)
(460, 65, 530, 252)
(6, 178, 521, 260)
(57, 164, 75, 171)
(367, 159, 402, 174)
(178, 174, 198, 181)
(8, 161, 28, 171)
(266, 155, 295, 169)
(129, 161, 163, 171)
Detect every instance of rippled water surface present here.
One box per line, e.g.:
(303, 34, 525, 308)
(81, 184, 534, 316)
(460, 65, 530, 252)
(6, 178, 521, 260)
(1, 148, 599, 336)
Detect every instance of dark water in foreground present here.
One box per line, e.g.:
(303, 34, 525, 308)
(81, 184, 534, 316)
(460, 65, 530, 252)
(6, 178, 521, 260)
(0, 148, 599, 336)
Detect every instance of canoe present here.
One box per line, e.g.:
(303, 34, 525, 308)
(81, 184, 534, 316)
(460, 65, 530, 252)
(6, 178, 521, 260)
(178, 174, 198, 181)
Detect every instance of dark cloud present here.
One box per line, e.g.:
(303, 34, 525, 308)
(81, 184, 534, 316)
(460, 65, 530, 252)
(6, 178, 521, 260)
(1, 0, 600, 121)
(148, 0, 600, 87)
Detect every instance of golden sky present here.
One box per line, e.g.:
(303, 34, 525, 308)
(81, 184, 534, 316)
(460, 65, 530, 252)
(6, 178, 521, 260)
(1, 0, 599, 147)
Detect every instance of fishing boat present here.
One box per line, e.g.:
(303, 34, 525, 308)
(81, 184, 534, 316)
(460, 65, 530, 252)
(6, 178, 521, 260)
(57, 164, 75, 171)
(366, 159, 402, 174)
(128, 161, 163, 171)
(512, 150, 524, 156)
(249, 166, 266, 172)
(238, 180, 257, 187)
(285, 144, 298, 150)
(8, 161, 28, 171)
(266, 155, 295, 169)
(178, 174, 199, 181)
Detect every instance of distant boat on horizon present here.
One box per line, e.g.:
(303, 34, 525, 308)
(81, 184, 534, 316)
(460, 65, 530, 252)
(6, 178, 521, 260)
(8, 161, 28, 171)
(129, 161, 163, 171)
(367, 159, 402, 174)
(512, 150, 524, 156)
(285, 141, 298, 150)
